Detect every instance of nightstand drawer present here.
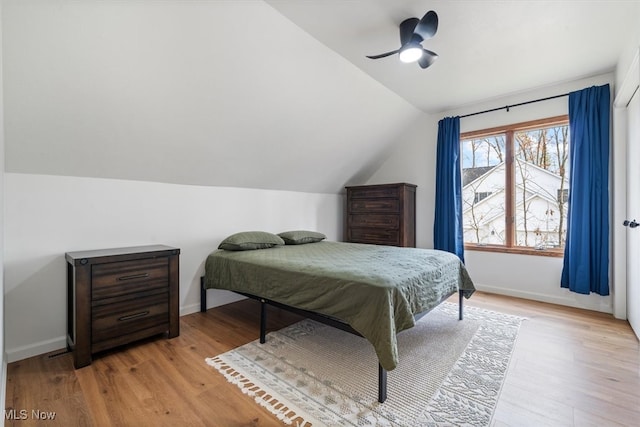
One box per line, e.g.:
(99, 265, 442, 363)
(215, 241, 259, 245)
(91, 292, 169, 344)
(92, 258, 169, 300)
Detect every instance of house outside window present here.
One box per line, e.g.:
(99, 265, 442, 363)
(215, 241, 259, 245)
(461, 115, 569, 256)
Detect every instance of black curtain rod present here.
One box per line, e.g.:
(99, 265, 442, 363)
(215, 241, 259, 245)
(459, 92, 570, 119)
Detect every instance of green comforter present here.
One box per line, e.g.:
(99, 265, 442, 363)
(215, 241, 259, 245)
(204, 241, 475, 371)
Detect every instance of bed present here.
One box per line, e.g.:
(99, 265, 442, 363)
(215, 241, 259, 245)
(201, 238, 475, 402)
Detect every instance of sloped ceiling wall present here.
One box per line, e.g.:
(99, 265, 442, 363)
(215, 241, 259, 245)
(3, 0, 423, 194)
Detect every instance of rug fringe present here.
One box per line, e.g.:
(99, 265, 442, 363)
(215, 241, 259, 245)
(206, 356, 312, 427)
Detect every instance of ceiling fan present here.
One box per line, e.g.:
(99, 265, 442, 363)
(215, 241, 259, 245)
(366, 11, 439, 69)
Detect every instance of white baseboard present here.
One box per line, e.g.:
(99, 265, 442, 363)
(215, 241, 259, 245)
(18, 286, 608, 363)
(7, 294, 249, 363)
(475, 284, 613, 314)
(182, 290, 246, 316)
(6, 336, 67, 364)
(180, 303, 201, 316)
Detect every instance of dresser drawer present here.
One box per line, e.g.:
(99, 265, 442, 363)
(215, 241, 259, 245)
(348, 186, 400, 199)
(349, 199, 399, 213)
(91, 292, 169, 344)
(92, 258, 169, 300)
(349, 228, 400, 246)
(349, 214, 400, 229)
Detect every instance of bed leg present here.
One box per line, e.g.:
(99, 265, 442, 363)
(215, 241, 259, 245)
(200, 276, 207, 313)
(458, 290, 464, 320)
(260, 299, 267, 344)
(378, 364, 387, 403)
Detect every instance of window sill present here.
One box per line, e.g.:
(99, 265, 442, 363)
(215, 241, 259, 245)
(464, 244, 564, 258)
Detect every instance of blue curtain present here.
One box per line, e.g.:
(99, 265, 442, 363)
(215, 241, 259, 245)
(434, 116, 464, 262)
(561, 84, 610, 295)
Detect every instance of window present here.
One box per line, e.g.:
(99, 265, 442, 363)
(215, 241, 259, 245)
(461, 116, 569, 256)
(557, 189, 569, 204)
(473, 191, 492, 204)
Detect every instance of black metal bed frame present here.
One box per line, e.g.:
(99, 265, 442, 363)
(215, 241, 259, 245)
(200, 276, 464, 403)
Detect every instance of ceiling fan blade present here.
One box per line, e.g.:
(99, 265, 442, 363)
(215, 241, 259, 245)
(418, 49, 438, 69)
(414, 11, 438, 41)
(399, 17, 419, 46)
(366, 49, 400, 59)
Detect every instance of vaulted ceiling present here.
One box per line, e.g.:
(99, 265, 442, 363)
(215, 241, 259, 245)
(3, 1, 638, 194)
(267, 0, 640, 113)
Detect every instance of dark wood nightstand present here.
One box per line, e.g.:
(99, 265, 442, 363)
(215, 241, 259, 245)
(66, 245, 180, 368)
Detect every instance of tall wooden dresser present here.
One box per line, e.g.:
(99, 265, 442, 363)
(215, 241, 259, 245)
(345, 183, 417, 247)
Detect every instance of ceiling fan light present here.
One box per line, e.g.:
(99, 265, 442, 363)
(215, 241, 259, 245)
(399, 45, 423, 63)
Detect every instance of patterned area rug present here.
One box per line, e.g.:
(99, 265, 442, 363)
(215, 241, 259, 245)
(206, 303, 523, 426)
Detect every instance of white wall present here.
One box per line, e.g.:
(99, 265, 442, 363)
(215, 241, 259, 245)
(370, 73, 616, 313)
(615, 5, 640, 90)
(612, 48, 640, 321)
(3, 173, 343, 362)
(612, 4, 640, 320)
(366, 117, 437, 248)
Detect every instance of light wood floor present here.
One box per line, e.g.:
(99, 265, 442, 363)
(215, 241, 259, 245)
(5, 292, 639, 426)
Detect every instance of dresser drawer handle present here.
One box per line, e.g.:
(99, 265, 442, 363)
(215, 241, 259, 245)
(118, 311, 150, 322)
(117, 273, 150, 281)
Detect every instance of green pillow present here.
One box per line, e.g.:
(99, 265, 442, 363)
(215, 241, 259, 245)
(218, 231, 285, 251)
(278, 230, 326, 245)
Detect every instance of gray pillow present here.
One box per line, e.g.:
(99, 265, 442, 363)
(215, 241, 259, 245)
(278, 230, 326, 245)
(218, 231, 285, 251)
